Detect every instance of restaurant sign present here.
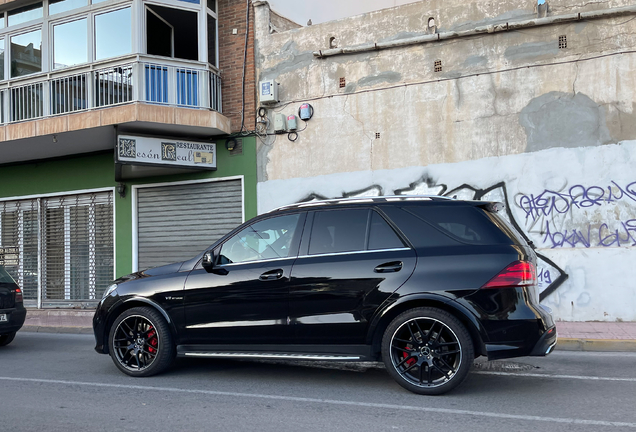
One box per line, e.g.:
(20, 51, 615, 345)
(116, 135, 217, 170)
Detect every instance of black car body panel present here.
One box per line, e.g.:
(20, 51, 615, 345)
(0, 268, 26, 337)
(182, 257, 295, 344)
(93, 262, 190, 353)
(94, 197, 556, 373)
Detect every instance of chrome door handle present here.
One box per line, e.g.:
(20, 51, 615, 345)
(259, 269, 284, 281)
(374, 261, 403, 273)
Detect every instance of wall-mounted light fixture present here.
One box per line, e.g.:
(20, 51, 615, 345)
(52, 135, 58, 143)
(116, 182, 126, 198)
(226, 138, 238, 151)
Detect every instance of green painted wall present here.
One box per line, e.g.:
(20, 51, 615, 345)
(0, 137, 258, 279)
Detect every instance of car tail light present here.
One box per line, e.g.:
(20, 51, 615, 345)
(481, 261, 537, 289)
(14, 288, 23, 303)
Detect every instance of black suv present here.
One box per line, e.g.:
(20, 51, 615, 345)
(93, 196, 556, 395)
(0, 265, 26, 347)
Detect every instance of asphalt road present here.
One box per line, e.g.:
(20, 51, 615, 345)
(1, 332, 635, 432)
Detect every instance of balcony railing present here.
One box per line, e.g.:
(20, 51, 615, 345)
(0, 56, 222, 124)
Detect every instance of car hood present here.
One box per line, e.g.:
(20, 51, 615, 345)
(114, 261, 185, 284)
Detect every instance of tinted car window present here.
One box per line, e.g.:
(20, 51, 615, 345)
(309, 209, 369, 255)
(405, 205, 511, 245)
(379, 206, 458, 248)
(0, 266, 16, 284)
(369, 211, 404, 250)
(483, 210, 526, 244)
(219, 214, 301, 264)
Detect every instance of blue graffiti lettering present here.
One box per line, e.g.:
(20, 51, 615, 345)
(519, 181, 636, 222)
(543, 219, 636, 248)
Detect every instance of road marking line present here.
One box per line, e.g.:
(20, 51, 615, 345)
(474, 371, 636, 382)
(1, 376, 635, 428)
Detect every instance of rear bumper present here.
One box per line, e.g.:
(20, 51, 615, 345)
(529, 326, 557, 356)
(456, 289, 556, 361)
(0, 306, 26, 334)
(483, 325, 557, 360)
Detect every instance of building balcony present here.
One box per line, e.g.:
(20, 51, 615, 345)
(0, 54, 230, 165)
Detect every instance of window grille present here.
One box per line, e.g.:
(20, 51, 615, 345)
(0, 192, 114, 307)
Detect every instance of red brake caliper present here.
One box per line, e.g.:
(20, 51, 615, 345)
(402, 348, 416, 366)
(147, 326, 157, 353)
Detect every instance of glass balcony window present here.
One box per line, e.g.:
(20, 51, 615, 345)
(11, 30, 42, 78)
(53, 18, 88, 69)
(8, 3, 43, 27)
(49, 0, 88, 16)
(0, 40, 5, 81)
(95, 8, 132, 61)
(207, 14, 216, 66)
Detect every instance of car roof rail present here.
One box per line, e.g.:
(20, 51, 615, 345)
(267, 195, 454, 213)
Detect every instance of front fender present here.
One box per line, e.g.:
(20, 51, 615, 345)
(123, 297, 173, 323)
(96, 295, 180, 355)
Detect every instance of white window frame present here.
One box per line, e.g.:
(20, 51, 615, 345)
(144, 5, 175, 58)
(0, 0, 134, 81)
(141, 0, 204, 63)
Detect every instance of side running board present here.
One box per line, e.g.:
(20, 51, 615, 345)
(181, 352, 362, 361)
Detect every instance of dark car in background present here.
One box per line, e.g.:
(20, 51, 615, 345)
(93, 196, 556, 395)
(0, 265, 26, 347)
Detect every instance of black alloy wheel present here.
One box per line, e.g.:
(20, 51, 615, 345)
(382, 307, 474, 395)
(109, 307, 175, 377)
(0, 332, 16, 347)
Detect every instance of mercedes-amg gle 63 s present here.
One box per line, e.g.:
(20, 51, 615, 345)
(93, 196, 556, 395)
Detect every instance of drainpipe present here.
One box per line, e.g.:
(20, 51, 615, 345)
(37, 198, 42, 309)
(313, 5, 636, 58)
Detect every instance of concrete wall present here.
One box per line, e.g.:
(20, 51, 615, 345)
(252, 0, 636, 322)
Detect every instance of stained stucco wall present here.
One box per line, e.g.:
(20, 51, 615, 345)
(252, 0, 636, 321)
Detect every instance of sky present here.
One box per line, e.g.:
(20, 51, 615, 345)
(267, 0, 420, 25)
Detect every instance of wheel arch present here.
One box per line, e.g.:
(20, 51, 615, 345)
(367, 294, 487, 360)
(102, 297, 177, 355)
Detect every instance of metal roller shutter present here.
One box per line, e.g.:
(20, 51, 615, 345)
(136, 179, 243, 270)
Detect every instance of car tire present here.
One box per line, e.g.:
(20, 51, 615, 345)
(108, 306, 175, 377)
(0, 332, 16, 347)
(382, 307, 474, 395)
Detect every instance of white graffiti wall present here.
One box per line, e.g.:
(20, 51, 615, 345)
(258, 141, 636, 322)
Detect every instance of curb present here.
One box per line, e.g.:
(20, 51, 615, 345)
(21, 326, 93, 335)
(556, 338, 636, 352)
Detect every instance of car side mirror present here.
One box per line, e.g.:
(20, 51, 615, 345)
(202, 250, 228, 275)
(202, 250, 214, 269)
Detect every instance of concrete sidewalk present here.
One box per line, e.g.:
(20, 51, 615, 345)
(22, 309, 94, 335)
(19, 308, 636, 352)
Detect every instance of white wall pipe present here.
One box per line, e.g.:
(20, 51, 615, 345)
(313, 5, 636, 58)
